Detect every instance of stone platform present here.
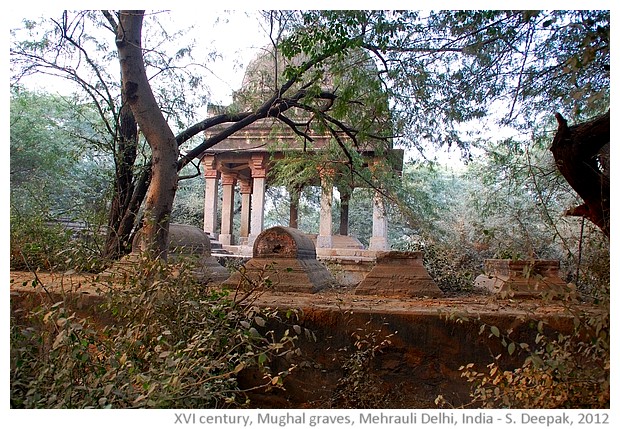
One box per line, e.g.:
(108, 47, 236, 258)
(474, 259, 573, 298)
(354, 251, 443, 298)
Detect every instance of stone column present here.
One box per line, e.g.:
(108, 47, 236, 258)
(201, 155, 219, 238)
(248, 154, 268, 246)
(338, 186, 351, 236)
(317, 174, 333, 249)
(239, 179, 252, 245)
(219, 171, 237, 245)
(368, 191, 389, 251)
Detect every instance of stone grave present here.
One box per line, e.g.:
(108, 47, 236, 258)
(103, 223, 229, 283)
(223, 226, 335, 293)
(474, 259, 573, 298)
(354, 251, 443, 298)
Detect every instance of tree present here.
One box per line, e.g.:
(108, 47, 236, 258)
(12, 10, 610, 259)
(10, 87, 112, 219)
(11, 10, 210, 259)
(112, 10, 385, 258)
(281, 10, 610, 235)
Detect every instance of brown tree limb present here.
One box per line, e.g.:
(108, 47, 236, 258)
(550, 110, 610, 237)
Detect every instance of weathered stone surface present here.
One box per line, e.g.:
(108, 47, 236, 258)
(224, 227, 335, 293)
(355, 251, 442, 298)
(254, 226, 317, 259)
(104, 223, 229, 283)
(324, 258, 375, 287)
(474, 259, 573, 298)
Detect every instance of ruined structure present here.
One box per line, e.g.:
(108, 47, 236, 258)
(355, 251, 442, 298)
(104, 223, 229, 283)
(474, 259, 573, 298)
(199, 47, 403, 260)
(223, 226, 335, 293)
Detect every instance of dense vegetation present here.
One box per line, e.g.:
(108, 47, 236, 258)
(10, 9, 609, 409)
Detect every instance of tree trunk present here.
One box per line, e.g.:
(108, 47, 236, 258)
(550, 110, 610, 237)
(115, 10, 179, 259)
(288, 184, 303, 229)
(103, 90, 140, 259)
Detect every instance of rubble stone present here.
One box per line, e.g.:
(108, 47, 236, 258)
(474, 259, 573, 298)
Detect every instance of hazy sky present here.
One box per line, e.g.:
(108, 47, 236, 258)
(9, 9, 272, 105)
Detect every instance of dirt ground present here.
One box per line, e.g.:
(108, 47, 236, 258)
(9, 269, 575, 318)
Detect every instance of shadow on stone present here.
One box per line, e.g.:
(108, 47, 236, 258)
(224, 226, 335, 293)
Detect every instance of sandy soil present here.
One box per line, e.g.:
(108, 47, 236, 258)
(9, 270, 576, 318)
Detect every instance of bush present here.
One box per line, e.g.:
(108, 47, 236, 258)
(10, 212, 107, 273)
(10, 258, 300, 408)
(459, 288, 609, 408)
(402, 240, 481, 295)
(326, 321, 397, 408)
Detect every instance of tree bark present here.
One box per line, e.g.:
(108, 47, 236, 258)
(116, 10, 179, 259)
(103, 86, 140, 259)
(550, 110, 610, 237)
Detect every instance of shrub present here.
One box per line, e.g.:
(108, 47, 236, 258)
(10, 258, 300, 408)
(459, 289, 609, 408)
(403, 241, 481, 295)
(326, 322, 397, 408)
(10, 212, 107, 273)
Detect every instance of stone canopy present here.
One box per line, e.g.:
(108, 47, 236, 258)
(199, 46, 403, 258)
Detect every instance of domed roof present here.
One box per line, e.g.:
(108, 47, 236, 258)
(234, 46, 380, 110)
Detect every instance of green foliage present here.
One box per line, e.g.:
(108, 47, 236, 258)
(461, 292, 609, 408)
(170, 174, 207, 228)
(10, 213, 73, 271)
(407, 241, 479, 295)
(10, 212, 107, 273)
(281, 10, 609, 157)
(10, 87, 112, 271)
(327, 322, 397, 408)
(10, 87, 113, 219)
(10, 259, 301, 408)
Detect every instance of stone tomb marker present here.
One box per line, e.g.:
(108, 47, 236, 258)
(474, 259, 573, 298)
(354, 251, 443, 298)
(224, 226, 335, 293)
(104, 223, 229, 283)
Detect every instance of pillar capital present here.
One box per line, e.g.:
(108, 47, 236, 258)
(201, 155, 219, 179)
(221, 171, 238, 186)
(239, 178, 252, 195)
(250, 154, 268, 178)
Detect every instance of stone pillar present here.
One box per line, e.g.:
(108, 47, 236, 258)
(338, 186, 351, 236)
(219, 171, 237, 245)
(369, 191, 389, 251)
(239, 179, 252, 245)
(248, 154, 268, 246)
(201, 155, 219, 238)
(317, 175, 333, 249)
